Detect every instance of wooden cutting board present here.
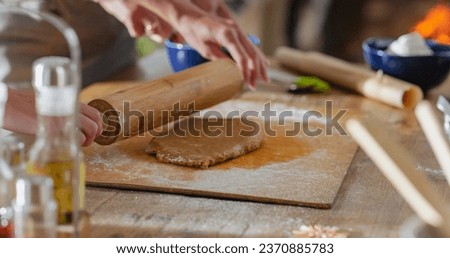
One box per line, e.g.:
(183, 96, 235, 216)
(82, 85, 357, 208)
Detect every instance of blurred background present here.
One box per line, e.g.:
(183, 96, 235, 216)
(229, 0, 445, 61)
(139, 0, 446, 62)
(1, 0, 447, 87)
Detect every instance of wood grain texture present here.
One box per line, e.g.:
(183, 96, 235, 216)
(82, 50, 450, 237)
(346, 117, 450, 236)
(274, 47, 423, 109)
(83, 90, 358, 208)
(83, 98, 450, 237)
(87, 59, 243, 145)
(83, 103, 450, 238)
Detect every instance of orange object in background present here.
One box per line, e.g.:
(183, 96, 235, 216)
(413, 3, 450, 45)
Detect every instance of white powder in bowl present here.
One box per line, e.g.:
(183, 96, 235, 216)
(387, 32, 434, 56)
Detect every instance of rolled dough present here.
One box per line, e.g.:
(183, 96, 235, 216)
(146, 118, 264, 169)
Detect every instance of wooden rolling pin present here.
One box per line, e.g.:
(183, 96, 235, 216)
(88, 59, 243, 145)
(346, 117, 450, 237)
(275, 47, 423, 109)
(415, 101, 450, 186)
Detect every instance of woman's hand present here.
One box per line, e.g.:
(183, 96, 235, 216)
(3, 89, 103, 147)
(180, 5, 268, 88)
(79, 103, 103, 147)
(96, 0, 174, 43)
(145, 0, 268, 88)
(96, 0, 268, 88)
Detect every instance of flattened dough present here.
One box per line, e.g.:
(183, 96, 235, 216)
(146, 118, 264, 169)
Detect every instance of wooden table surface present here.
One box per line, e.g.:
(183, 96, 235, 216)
(83, 50, 450, 238)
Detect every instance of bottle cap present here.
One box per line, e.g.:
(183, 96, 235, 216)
(33, 56, 73, 88)
(32, 56, 77, 116)
(15, 176, 55, 208)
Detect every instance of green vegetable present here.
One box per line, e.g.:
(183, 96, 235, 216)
(293, 76, 331, 93)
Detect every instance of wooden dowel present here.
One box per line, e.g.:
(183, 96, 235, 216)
(275, 47, 423, 109)
(415, 100, 450, 186)
(346, 117, 450, 237)
(88, 59, 243, 145)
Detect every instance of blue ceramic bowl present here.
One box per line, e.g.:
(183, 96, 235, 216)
(165, 34, 261, 73)
(362, 37, 450, 92)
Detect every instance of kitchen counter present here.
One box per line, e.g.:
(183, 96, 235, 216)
(83, 49, 450, 237)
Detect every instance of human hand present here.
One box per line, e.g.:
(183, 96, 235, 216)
(188, 0, 268, 88)
(95, 0, 175, 43)
(96, 0, 268, 87)
(3, 89, 102, 147)
(190, 0, 231, 18)
(79, 103, 103, 147)
(177, 0, 269, 88)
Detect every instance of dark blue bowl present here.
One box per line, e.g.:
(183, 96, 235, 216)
(164, 39, 208, 73)
(362, 37, 450, 93)
(165, 34, 261, 73)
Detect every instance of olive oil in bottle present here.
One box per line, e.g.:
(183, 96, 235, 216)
(27, 56, 85, 227)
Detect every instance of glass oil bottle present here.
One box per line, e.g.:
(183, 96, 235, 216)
(0, 134, 28, 238)
(0, 82, 14, 238)
(27, 56, 85, 230)
(12, 175, 57, 238)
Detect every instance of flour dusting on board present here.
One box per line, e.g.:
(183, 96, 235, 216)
(200, 99, 327, 124)
(417, 165, 443, 175)
(87, 148, 131, 173)
(85, 95, 357, 207)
